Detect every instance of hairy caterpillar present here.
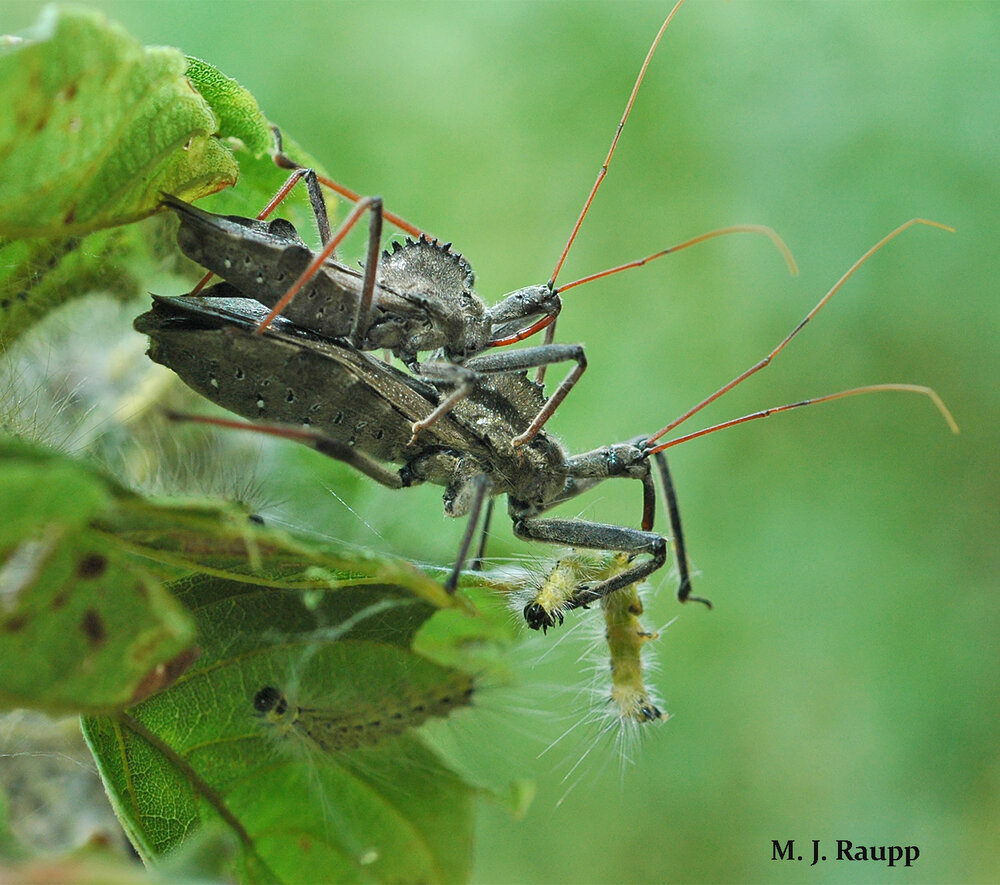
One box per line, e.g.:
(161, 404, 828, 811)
(252, 671, 475, 753)
(525, 551, 665, 724)
(521, 551, 616, 633)
(599, 554, 663, 724)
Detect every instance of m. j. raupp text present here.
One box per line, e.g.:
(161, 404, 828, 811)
(772, 839, 919, 867)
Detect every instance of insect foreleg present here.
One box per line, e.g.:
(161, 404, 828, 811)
(651, 451, 708, 608)
(512, 515, 667, 614)
(530, 441, 702, 609)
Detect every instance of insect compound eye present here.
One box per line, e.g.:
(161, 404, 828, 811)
(253, 686, 286, 715)
(603, 443, 643, 477)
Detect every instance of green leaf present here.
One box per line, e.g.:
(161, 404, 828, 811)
(82, 573, 479, 883)
(0, 438, 197, 714)
(0, 433, 476, 716)
(0, 7, 237, 238)
(0, 9, 336, 350)
(184, 57, 273, 158)
(0, 529, 198, 715)
(2, 434, 518, 878)
(0, 437, 110, 545)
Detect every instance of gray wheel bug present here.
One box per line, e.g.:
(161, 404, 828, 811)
(134, 290, 680, 608)
(135, 212, 957, 628)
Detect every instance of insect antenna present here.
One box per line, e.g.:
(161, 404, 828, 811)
(556, 226, 796, 295)
(647, 384, 959, 456)
(548, 0, 686, 291)
(644, 219, 960, 454)
(487, 225, 797, 349)
(532, 0, 684, 378)
(522, 1, 796, 379)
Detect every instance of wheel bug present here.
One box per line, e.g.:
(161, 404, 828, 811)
(163, 193, 586, 449)
(134, 290, 682, 607)
(135, 212, 956, 628)
(162, 193, 457, 358)
(169, 0, 796, 448)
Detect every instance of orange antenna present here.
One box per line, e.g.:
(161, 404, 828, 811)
(549, 0, 687, 288)
(535, 1, 688, 384)
(647, 384, 958, 456)
(556, 224, 798, 294)
(492, 224, 797, 349)
(646, 218, 955, 445)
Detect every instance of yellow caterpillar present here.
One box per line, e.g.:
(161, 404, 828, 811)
(528, 551, 664, 724)
(599, 554, 663, 723)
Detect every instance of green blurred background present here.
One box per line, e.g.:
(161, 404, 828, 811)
(6, 1, 998, 882)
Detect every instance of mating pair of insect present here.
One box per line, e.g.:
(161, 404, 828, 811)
(135, 3, 956, 632)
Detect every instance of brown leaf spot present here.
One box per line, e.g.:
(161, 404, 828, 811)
(81, 609, 106, 647)
(76, 553, 107, 579)
(3, 614, 28, 633)
(126, 647, 201, 705)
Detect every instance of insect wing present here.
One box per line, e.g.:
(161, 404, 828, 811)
(163, 196, 433, 341)
(135, 290, 489, 462)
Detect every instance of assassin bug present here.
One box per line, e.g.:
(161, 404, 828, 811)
(174, 0, 796, 448)
(135, 290, 684, 604)
(136, 211, 957, 627)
